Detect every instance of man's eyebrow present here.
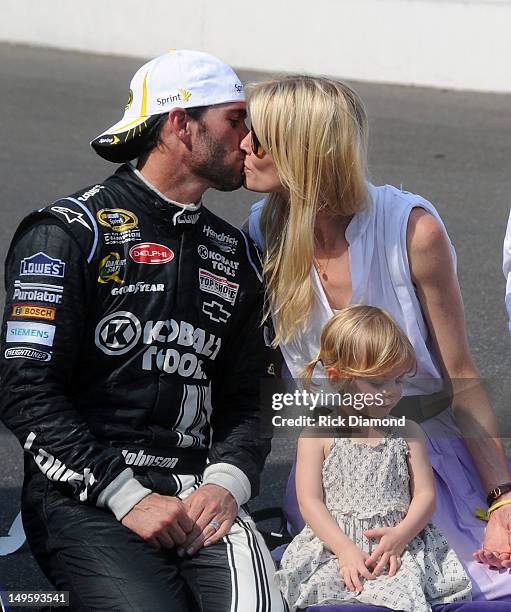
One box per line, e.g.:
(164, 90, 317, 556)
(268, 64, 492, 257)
(228, 109, 247, 119)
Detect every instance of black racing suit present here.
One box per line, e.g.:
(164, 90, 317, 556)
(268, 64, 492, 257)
(1, 162, 278, 524)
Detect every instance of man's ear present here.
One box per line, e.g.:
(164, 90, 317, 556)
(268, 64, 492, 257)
(168, 108, 191, 144)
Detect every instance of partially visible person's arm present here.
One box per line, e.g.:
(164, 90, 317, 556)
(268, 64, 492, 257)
(502, 209, 511, 333)
(407, 208, 511, 567)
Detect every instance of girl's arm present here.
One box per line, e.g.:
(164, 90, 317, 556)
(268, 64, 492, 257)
(296, 435, 375, 591)
(295, 436, 354, 556)
(394, 420, 436, 541)
(364, 421, 435, 576)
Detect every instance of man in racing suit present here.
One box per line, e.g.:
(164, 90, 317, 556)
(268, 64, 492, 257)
(0, 50, 284, 611)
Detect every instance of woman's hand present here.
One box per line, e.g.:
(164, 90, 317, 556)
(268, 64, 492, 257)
(336, 542, 376, 593)
(364, 526, 407, 577)
(473, 503, 511, 570)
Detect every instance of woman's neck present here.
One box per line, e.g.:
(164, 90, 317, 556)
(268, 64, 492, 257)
(314, 210, 352, 253)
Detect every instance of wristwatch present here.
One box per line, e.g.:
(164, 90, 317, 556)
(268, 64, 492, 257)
(487, 482, 511, 506)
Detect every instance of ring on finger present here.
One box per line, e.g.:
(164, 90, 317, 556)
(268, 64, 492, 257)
(208, 519, 221, 531)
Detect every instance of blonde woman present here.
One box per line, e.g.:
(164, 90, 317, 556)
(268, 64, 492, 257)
(276, 305, 471, 611)
(243, 75, 511, 601)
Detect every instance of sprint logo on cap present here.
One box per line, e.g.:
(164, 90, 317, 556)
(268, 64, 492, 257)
(157, 88, 192, 107)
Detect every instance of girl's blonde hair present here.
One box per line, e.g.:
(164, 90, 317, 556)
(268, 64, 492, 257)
(248, 76, 369, 345)
(302, 305, 416, 382)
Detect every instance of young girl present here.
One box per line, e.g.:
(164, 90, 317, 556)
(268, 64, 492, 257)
(275, 305, 472, 611)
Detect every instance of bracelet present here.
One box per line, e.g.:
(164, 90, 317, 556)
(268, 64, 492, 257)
(475, 499, 511, 522)
(486, 481, 511, 506)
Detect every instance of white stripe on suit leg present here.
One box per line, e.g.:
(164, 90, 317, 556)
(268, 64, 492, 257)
(223, 514, 285, 611)
(238, 518, 271, 611)
(225, 534, 239, 612)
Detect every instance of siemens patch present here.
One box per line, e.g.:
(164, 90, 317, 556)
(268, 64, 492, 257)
(6, 322, 56, 347)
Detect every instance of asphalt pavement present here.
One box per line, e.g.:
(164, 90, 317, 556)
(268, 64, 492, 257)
(0, 43, 510, 598)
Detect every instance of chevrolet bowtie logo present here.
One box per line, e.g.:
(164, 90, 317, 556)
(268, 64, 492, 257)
(202, 300, 231, 324)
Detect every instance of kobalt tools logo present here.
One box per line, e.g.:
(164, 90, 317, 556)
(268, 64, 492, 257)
(199, 269, 239, 305)
(97, 209, 139, 233)
(13, 280, 63, 304)
(95, 311, 142, 355)
(20, 253, 65, 278)
(51, 206, 92, 230)
(202, 300, 231, 324)
(95, 314, 222, 379)
(122, 449, 178, 469)
(142, 319, 221, 379)
(198, 245, 239, 277)
(129, 243, 174, 264)
(5, 346, 52, 362)
(6, 322, 56, 347)
(11, 304, 56, 321)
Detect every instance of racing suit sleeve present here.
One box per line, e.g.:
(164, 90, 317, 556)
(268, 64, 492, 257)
(0, 219, 151, 519)
(204, 287, 279, 507)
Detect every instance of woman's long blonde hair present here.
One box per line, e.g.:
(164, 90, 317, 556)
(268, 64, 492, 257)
(302, 305, 416, 382)
(248, 76, 369, 344)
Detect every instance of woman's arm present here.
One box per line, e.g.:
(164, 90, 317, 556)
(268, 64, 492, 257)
(407, 208, 511, 565)
(407, 208, 510, 493)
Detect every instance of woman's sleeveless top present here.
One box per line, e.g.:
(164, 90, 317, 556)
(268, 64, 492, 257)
(248, 183, 457, 396)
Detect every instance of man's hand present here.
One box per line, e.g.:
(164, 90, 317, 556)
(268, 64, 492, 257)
(177, 484, 238, 557)
(473, 503, 511, 570)
(121, 492, 198, 549)
(364, 526, 407, 577)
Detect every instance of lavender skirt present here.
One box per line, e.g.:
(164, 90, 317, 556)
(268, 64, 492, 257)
(280, 407, 511, 604)
(421, 407, 511, 601)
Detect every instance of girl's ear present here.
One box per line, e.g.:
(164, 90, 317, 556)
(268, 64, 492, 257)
(326, 366, 343, 382)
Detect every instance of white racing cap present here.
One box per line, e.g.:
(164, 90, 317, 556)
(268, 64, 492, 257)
(91, 49, 245, 163)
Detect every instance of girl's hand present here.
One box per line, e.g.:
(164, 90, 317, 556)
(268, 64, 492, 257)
(363, 526, 407, 577)
(336, 542, 376, 593)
